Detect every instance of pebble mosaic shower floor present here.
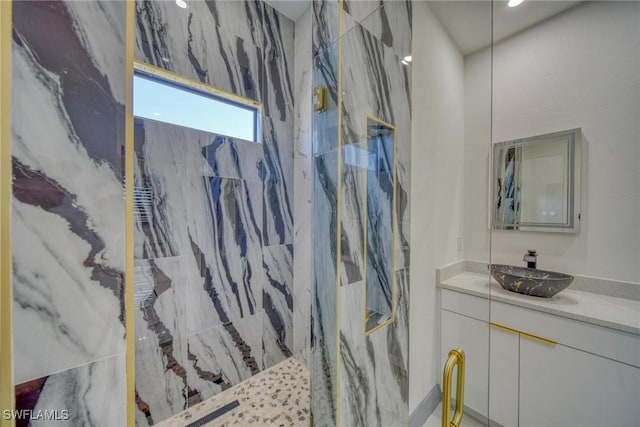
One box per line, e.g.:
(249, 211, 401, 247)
(156, 358, 310, 427)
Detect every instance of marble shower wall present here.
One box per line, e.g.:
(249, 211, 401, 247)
(311, 1, 412, 425)
(293, 5, 313, 368)
(11, 1, 127, 425)
(133, 0, 295, 425)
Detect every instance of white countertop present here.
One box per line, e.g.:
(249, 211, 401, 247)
(439, 272, 640, 336)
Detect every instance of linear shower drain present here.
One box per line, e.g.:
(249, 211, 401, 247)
(185, 400, 240, 427)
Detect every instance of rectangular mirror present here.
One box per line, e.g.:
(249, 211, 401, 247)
(492, 128, 581, 233)
(364, 116, 396, 334)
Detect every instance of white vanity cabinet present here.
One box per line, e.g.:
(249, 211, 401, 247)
(488, 325, 519, 427)
(519, 338, 640, 427)
(440, 290, 492, 420)
(440, 288, 640, 427)
(440, 309, 490, 417)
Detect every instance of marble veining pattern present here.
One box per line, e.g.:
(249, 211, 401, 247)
(340, 149, 367, 286)
(133, 0, 297, 420)
(293, 4, 313, 368)
(311, 150, 340, 425)
(343, 0, 412, 58)
(134, 119, 277, 424)
(262, 244, 294, 367)
(135, 0, 264, 101)
(339, 268, 409, 427)
(133, 0, 297, 414)
(262, 117, 294, 246)
(134, 120, 263, 327)
(365, 134, 395, 315)
(185, 313, 264, 403)
(262, 1, 295, 247)
(340, 18, 411, 272)
(10, 0, 297, 425)
(16, 355, 126, 427)
(312, 1, 411, 425)
(11, 3, 127, 418)
(262, 3, 295, 122)
(310, 1, 341, 421)
(134, 257, 190, 426)
(312, 0, 340, 58)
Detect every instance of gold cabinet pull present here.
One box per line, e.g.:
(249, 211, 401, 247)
(490, 322, 556, 347)
(442, 348, 466, 427)
(520, 331, 556, 347)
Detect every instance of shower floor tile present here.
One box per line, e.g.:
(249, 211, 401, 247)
(156, 357, 310, 427)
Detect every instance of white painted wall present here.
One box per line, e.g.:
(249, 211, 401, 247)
(463, 40, 492, 265)
(465, 1, 640, 284)
(409, 1, 467, 412)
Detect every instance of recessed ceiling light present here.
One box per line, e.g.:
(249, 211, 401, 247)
(176, 0, 187, 9)
(153, 112, 161, 116)
(508, 0, 524, 7)
(403, 55, 412, 63)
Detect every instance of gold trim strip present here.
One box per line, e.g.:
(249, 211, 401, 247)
(489, 322, 519, 335)
(133, 61, 263, 111)
(520, 332, 556, 347)
(490, 322, 556, 346)
(362, 115, 369, 335)
(364, 318, 394, 336)
(365, 115, 396, 131)
(125, 1, 135, 426)
(0, 0, 14, 425)
(363, 115, 397, 337)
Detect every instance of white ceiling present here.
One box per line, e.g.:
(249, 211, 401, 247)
(264, 0, 310, 21)
(263, 0, 582, 54)
(428, 1, 582, 55)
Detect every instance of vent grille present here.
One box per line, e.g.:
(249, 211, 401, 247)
(134, 186, 152, 224)
(134, 263, 155, 307)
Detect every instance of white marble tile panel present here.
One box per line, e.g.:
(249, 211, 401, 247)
(310, 149, 340, 425)
(312, 0, 340, 57)
(262, 117, 294, 245)
(338, 268, 409, 427)
(345, 0, 413, 58)
(134, 256, 190, 426)
(22, 354, 126, 427)
(262, 244, 294, 367)
(186, 312, 264, 403)
(263, 2, 295, 122)
(293, 4, 313, 368)
(184, 176, 264, 332)
(135, 0, 263, 101)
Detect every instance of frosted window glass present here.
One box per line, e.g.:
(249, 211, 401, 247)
(133, 73, 258, 142)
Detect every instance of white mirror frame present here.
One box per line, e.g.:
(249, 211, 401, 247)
(490, 128, 582, 233)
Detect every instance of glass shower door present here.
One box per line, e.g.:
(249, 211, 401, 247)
(489, 2, 640, 426)
(311, 1, 412, 426)
(420, 1, 495, 426)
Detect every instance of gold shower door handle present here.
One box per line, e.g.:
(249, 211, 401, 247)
(442, 348, 466, 427)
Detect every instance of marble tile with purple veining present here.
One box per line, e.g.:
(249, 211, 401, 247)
(11, 0, 126, 385)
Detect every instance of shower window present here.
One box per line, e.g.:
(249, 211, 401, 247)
(133, 63, 261, 142)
